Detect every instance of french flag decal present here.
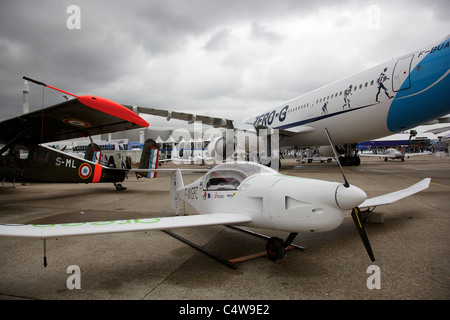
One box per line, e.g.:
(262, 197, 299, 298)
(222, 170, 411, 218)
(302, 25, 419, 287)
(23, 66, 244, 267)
(147, 146, 159, 178)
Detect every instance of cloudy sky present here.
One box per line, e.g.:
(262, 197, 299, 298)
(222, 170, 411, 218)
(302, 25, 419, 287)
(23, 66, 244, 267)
(1, 0, 449, 125)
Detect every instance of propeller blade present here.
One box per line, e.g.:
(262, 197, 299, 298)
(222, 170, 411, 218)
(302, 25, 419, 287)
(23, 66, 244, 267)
(324, 128, 349, 187)
(351, 207, 375, 262)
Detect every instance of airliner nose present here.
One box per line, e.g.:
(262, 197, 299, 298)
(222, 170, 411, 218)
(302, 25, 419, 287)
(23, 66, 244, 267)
(335, 184, 367, 210)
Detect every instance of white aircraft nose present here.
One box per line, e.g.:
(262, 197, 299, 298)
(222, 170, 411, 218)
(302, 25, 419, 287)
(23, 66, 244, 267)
(335, 184, 367, 210)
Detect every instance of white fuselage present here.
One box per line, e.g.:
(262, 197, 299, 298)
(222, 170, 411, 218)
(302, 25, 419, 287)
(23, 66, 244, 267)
(243, 35, 450, 147)
(176, 163, 367, 233)
(383, 148, 404, 159)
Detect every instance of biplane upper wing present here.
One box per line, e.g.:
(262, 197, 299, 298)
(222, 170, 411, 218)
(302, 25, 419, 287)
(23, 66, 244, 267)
(1, 95, 149, 145)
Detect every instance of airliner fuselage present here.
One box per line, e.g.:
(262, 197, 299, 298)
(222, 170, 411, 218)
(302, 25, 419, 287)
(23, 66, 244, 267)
(244, 35, 450, 149)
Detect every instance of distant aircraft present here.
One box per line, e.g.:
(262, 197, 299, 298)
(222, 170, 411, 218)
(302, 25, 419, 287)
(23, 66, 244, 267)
(0, 77, 153, 190)
(0, 129, 431, 268)
(127, 35, 450, 166)
(359, 148, 432, 162)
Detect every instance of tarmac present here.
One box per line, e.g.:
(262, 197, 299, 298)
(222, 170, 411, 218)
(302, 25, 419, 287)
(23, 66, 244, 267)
(0, 155, 449, 300)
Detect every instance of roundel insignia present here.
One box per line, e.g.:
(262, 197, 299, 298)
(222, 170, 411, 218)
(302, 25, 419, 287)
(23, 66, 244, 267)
(63, 118, 91, 128)
(78, 163, 92, 179)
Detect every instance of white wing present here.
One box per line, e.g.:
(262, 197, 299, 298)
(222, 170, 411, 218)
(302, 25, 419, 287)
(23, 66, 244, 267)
(0, 213, 252, 239)
(358, 153, 389, 158)
(404, 151, 432, 157)
(124, 105, 235, 129)
(359, 178, 431, 208)
(358, 151, 432, 158)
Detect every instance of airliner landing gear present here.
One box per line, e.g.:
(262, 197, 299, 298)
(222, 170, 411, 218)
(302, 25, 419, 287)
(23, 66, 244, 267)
(339, 155, 361, 166)
(339, 144, 361, 166)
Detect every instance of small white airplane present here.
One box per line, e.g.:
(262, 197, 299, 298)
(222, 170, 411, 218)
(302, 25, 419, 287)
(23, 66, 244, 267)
(359, 148, 432, 161)
(0, 130, 431, 268)
(126, 35, 450, 166)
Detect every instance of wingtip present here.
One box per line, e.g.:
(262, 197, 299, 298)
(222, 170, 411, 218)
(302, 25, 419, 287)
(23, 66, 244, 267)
(78, 95, 149, 128)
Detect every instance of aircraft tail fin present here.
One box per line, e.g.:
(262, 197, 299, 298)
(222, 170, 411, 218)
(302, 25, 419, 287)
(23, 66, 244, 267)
(170, 169, 184, 215)
(84, 143, 102, 164)
(137, 139, 159, 178)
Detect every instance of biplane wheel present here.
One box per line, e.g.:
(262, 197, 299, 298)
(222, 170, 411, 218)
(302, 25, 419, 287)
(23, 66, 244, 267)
(266, 237, 285, 261)
(115, 184, 127, 191)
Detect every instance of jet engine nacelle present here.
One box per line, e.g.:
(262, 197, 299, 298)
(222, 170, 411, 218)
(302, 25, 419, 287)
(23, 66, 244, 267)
(207, 136, 235, 162)
(318, 145, 345, 157)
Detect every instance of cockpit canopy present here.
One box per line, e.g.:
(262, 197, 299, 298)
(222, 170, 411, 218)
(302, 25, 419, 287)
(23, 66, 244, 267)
(203, 162, 277, 191)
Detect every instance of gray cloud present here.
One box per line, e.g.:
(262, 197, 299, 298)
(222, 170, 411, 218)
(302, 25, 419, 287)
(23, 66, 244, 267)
(1, 0, 449, 122)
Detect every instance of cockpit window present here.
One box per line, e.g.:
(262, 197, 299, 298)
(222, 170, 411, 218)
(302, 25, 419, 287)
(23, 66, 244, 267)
(203, 162, 277, 191)
(204, 169, 246, 190)
(6, 145, 30, 160)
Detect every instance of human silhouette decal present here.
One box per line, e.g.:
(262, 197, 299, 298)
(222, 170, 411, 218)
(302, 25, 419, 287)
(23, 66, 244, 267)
(376, 67, 393, 102)
(342, 85, 352, 109)
(321, 101, 329, 114)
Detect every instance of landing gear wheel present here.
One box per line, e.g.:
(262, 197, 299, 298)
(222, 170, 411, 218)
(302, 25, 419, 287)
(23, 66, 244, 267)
(266, 237, 285, 261)
(352, 156, 361, 166)
(339, 155, 361, 166)
(114, 183, 127, 191)
(344, 156, 352, 166)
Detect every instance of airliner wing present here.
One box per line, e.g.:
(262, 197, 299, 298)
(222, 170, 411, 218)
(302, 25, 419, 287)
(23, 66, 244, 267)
(123, 105, 315, 137)
(0, 213, 252, 239)
(276, 126, 315, 137)
(1, 98, 149, 145)
(130, 168, 209, 174)
(123, 105, 235, 129)
(359, 178, 431, 208)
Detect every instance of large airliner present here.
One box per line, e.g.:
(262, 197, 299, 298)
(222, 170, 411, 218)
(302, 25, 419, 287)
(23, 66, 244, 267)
(127, 34, 450, 166)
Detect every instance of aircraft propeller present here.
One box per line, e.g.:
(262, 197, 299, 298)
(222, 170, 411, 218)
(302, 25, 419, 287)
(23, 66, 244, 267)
(324, 128, 375, 262)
